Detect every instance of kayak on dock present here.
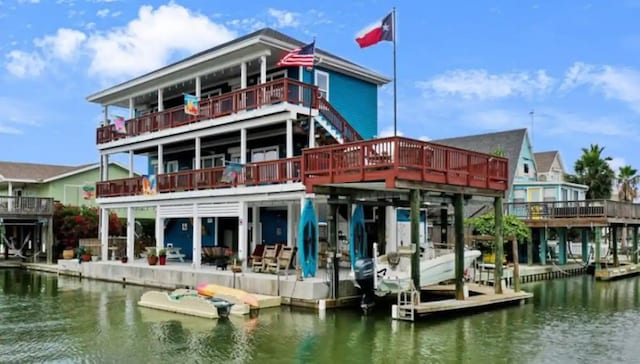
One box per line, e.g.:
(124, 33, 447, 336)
(196, 283, 260, 307)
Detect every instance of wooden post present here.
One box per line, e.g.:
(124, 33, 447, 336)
(440, 203, 448, 246)
(511, 237, 520, 292)
(612, 225, 619, 267)
(558, 228, 567, 265)
(633, 225, 639, 264)
(539, 227, 547, 265)
(595, 227, 601, 271)
(453, 193, 465, 300)
(527, 238, 533, 266)
(328, 199, 339, 299)
(376, 206, 386, 255)
(410, 189, 421, 290)
(494, 195, 504, 294)
(581, 229, 589, 264)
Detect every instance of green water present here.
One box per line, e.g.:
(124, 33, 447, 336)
(2, 269, 640, 364)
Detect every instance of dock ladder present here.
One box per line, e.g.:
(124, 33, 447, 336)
(396, 280, 420, 321)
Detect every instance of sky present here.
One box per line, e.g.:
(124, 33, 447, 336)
(1, 0, 640, 175)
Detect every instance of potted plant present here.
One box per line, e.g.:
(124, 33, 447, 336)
(121, 256, 128, 263)
(62, 239, 76, 260)
(76, 246, 92, 262)
(147, 248, 158, 266)
(158, 248, 167, 266)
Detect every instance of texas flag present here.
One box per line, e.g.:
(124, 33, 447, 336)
(355, 12, 394, 48)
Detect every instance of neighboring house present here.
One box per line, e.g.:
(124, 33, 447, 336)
(434, 128, 588, 204)
(89, 28, 390, 264)
(0, 161, 152, 217)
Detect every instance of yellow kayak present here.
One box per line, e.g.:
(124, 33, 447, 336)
(196, 283, 259, 307)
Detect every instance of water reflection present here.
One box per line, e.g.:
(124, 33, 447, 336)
(4, 270, 640, 363)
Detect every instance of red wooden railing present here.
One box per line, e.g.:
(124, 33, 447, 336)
(96, 158, 302, 197)
(317, 97, 362, 142)
(302, 137, 508, 192)
(96, 79, 319, 144)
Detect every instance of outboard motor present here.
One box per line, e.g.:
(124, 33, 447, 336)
(354, 258, 375, 314)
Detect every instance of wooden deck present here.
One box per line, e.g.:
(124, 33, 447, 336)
(594, 263, 640, 281)
(505, 200, 640, 227)
(0, 196, 54, 217)
(394, 283, 532, 321)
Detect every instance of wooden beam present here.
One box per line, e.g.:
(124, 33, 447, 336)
(410, 189, 421, 290)
(633, 225, 639, 264)
(494, 196, 504, 294)
(454, 193, 465, 300)
(595, 227, 602, 271)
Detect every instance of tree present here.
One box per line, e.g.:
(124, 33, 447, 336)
(617, 165, 639, 202)
(465, 213, 531, 242)
(566, 144, 615, 199)
(52, 203, 122, 248)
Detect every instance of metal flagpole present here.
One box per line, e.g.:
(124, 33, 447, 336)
(392, 7, 398, 137)
(308, 37, 316, 146)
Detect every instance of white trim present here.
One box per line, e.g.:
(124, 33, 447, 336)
(314, 69, 329, 101)
(41, 161, 132, 183)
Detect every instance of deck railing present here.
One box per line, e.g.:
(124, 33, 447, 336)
(0, 196, 54, 215)
(96, 79, 319, 144)
(302, 137, 509, 191)
(317, 97, 362, 143)
(505, 200, 640, 220)
(96, 158, 302, 197)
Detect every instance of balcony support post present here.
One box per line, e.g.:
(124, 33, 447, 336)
(328, 197, 339, 298)
(240, 62, 247, 89)
(251, 207, 259, 252)
(214, 217, 219, 246)
(309, 118, 315, 148)
(102, 154, 109, 180)
(157, 88, 164, 112)
(238, 201, 248, 268)
(195, 137, 201, 170)
(155, 206, 164, 252)
(192, 206, 202, 269)
(260, 56, 267, 84)
(195, 76, 201, 99)
(103, 105, 109, 125)
(581, 229, 589, 264)
(411, 189, 422, 292)
(128, 150, 134, 178)
(46, 217, 54, 264)
(558, 227, 567, 265)
(612, 225, 619, 267)
(287, 202, 294, 248)
(7, 181, 13, 211)
(157, 145, 164, 175)
(453, 193, 465, 300)
(128, 97, 135, 119)
(539, 227, 547, 265)
(126, 207, 135, 261)
(240, 129, 247, 165)
(286, 119, 293, 178)
(633, 225, 639, 264)
(100, 208, 109, 261)
(494, 195, 504, 294)
(595, 227, 602, 271)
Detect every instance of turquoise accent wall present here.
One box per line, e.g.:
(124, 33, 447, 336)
(514, 136, 537, 183)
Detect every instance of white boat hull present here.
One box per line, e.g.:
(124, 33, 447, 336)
(375, 250, 481, 295)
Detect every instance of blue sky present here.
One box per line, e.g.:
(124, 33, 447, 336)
(1, 0, 640, 175)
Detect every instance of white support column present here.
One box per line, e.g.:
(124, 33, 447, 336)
(238, 201, 248, 267)
(157, 88, 164, 112)
(240, 62, 247, 89)
(252, 206, 260, 249)
(129, 98, 135, 119)
(46, 218, 54, 264)
(309, 119, 316, 148)
(287, 203, 294, 247)
(157, 145, 164, 175)
(100, 208, 109, 261)
(192, 205, 202, 269)
(286, 119, 293, 158)
(155, 206, 164, 251)
(195, 76, 201, 99)
(195, 137, 201, 170)
(260, 56, 267, 84)
(103, 105, 109, 125)
(128, 150, 134, 177)
(7, 182, 12, 211)
(126, 207, 135, 260)
(103, 154, 110, 180)
(240, 128, 247, 164)
(214, 217, 219, 246)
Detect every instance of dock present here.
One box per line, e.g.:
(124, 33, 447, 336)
(594, 262, 640, 281)
(393, 284, 533, 321)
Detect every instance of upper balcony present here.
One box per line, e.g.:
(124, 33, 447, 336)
(0, 196, 54, 216)
(302, 137, 509, 195)
(96, 79, 317, 145)
(505, 200, 640, 227)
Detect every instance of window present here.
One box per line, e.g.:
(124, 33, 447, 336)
(523, 163, 529, 175)
(193, 154, 224, 169)
(266, 70, 287, 82)
(315, 70, 329, 100)
(251, 146, 279, 162)
(573, 191, 579, 201)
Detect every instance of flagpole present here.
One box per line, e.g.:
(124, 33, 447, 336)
(392, 7, 398, 137)
(308, 37, 316, 147)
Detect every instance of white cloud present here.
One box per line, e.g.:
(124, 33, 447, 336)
(34, 28, 86, 61)
(560, 62, 640, 114)
(111, 10, 121, 17)
(0, 125, 21, 134)
(378, 125, 403, 138)
(226, 17, 266, 32)
(417, 69, 554, 100)
(5, 50, 45, 77)
(267, 8, 300, 28)
(0, 96, 42, 134)
(17, 0, 40, 3)
(85, 3, 236, 79)
(96, 8, 110, 17)
(608, 157, 627, 173)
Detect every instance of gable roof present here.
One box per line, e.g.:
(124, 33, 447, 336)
(534, 151, 559, 174)
(0, 161, 131, 183)
(87, 27, 390, 103)
(432, 128, 528, 189)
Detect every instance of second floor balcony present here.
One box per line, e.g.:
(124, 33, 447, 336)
(505, 200, 640, 224)
(0, 196, 54, 216)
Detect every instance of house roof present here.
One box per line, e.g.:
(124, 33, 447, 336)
(432, 128, 528, 189)
(0, 161, 131, 183)
(534, 151, 559, 173)
(87, 27, 390, 103)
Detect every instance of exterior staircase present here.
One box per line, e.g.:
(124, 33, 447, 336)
(314, 97, 363, 144)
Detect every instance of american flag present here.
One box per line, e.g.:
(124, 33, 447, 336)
(277, 41, 315, 68)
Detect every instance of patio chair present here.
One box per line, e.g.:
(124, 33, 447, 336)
(267, 246, 296, 275)
(253, 245, 277, 272)
(202, 246, 215, 265)
(248, 244, 265, 267)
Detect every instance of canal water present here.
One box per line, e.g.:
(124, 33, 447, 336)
(2, 269, 640, 364)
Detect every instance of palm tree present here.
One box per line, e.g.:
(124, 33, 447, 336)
(568, 144, 615, 199)
(617, 165, 639, 202)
